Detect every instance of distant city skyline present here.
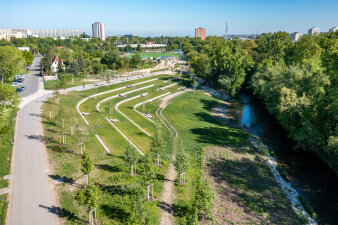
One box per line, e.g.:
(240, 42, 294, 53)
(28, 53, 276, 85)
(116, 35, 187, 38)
(1, 0, 338, 37)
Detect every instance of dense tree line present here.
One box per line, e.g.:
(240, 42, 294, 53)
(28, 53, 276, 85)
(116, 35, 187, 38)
(185, 32, 338, 174)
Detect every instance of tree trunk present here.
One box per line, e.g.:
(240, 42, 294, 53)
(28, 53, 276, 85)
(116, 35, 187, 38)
(130, 164, 133, 175)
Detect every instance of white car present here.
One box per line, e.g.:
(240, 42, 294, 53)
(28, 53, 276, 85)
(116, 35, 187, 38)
(11, 82, 23, 87)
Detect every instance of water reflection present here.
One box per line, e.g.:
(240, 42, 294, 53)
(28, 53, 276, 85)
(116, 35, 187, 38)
(232, 90, 338, 224)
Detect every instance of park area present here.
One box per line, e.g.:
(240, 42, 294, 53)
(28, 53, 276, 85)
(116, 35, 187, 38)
(41, 74, 300, 224)
(128, 52, 180, 59)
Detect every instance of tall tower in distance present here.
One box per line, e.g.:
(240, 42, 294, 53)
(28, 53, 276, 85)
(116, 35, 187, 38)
(92, 22, 106, 41)
(225, 22, 229, 40)
(195, 27, 206, 40)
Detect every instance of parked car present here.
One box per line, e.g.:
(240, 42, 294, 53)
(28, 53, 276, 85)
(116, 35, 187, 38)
(15, 78, 24, 83)
(11, 82, 23, 87)
(14, 74, 25, 81)
(15, 86, 26, 92)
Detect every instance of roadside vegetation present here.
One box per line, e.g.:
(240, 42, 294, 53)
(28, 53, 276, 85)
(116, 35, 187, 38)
(0, 45, 26, 224)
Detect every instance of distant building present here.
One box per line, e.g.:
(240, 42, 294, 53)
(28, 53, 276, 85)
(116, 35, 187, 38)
(0, 29, 31, 40)
(92, 22, 105, 41)
(308, 27, 320, 35)
(17, 47, 30, 52)
(195, 27, 206, 40)
(329, 27, 338, 32)
(31, 29, 84, 38)
(51, 56, 60, 73)
(290, 32, 303, 41)
(224, 34, 259, 40)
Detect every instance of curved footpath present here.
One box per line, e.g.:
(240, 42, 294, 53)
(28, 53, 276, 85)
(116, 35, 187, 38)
(7, 68, 174, 225)
(157, 89, 192, 225)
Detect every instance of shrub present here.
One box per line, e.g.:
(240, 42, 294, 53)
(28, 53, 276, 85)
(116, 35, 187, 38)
(298, 195, 317, 221)
(276, 164, 288, 181)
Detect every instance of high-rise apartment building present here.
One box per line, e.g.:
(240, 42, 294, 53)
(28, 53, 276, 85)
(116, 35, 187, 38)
(92, 22, 105, 41)
(329, 27, 338, 32)
(308, 27, 320, 35)
(291, 32, 303, 41)
(195, 27, 206, 40)
(31, 29, 84, 38)
(0, 29, 31, 40)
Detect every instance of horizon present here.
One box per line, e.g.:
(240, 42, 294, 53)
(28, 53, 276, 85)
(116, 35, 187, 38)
(1, 0, 337, 37)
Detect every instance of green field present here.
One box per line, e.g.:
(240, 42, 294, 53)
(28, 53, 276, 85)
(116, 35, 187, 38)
(41, 74, 300, 224)
(129, 52, 179, 59)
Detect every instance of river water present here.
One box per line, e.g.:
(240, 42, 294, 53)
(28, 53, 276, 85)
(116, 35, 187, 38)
(232, 90, 338, 225)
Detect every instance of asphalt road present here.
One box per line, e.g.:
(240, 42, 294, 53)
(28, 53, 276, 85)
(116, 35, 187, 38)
(9, 55, 60, 225)
(19, 55, 41, 98)
(10, 95, 59, 225)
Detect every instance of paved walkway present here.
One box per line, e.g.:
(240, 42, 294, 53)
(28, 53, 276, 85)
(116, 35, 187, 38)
(8, 57, 60, 225)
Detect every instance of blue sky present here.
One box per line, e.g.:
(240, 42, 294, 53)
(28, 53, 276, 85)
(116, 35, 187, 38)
(1, 0, 337, 36)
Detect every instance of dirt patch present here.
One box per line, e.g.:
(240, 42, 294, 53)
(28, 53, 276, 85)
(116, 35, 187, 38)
(204, 145, 301, 225)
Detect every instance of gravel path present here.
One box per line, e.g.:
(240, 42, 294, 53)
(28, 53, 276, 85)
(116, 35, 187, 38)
(158, 89, 192, 225)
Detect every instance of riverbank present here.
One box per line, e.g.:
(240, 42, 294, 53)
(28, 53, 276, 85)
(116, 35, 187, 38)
(197, 85, 317, 224)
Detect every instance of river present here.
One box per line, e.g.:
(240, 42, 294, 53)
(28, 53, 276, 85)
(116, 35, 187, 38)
(232, 90, 338, 225)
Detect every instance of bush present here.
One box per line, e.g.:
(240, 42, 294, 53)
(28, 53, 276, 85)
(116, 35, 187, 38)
(298, 195, 317, 221)
(276, 164, 288, 181)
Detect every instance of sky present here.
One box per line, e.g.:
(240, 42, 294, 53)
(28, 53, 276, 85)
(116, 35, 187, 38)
(0, 0, 337, 37)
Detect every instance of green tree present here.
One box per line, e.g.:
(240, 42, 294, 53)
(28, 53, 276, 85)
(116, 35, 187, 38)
(0, 84, 20, 134)
(123, 144, 140, 175)
(128, 184, 146, 224)
(81, 151, 94, 175)
(255, 31, 293, 65)
(0, 46, 26, 82)
(77, 53, 86, 73)
(69, 60, 80, 75)
(22, 50, 34, 65)
(192, 178, 214, 221)
(140, 153, 157, 185)
(175, 151, 189, 174)
(136, 44, 142, 52)
(150, 129, 165, 166)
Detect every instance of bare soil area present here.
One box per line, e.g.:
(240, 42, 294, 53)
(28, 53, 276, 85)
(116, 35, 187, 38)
(203, 145, 301, 225)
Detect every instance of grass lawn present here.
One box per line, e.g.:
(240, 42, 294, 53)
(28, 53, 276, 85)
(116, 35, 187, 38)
(129, 52, 179, 59)
(41, 73, 300, 224)
(44, 76, 98, 90)
(163, 90, 300, 224)
(42, 74, 182, 224)
(0, 109, 16, 224)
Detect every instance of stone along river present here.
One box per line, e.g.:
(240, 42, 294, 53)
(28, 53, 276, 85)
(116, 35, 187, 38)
(232, 90, 338, 225)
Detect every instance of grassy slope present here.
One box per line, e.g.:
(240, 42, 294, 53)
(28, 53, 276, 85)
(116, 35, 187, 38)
(163, 91, 300, 224)
(42, 74, 183, 224)
(0, 110, 17, 224)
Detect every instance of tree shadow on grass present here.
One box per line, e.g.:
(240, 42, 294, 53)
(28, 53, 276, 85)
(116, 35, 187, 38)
(101, 204, 130, 223)
(191, 126, 246, 145)
(49, 174, 75, 185)
(194, 112, 221, 125)
(172, 200, 192, 218)
(95, 164, 121, 172)
(38, 205, 85, 223)
(42, 120, 57, 127)
(200, 99, 220, 111)
(97, 183, 133, 196)
(47, 143, 75, 155)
